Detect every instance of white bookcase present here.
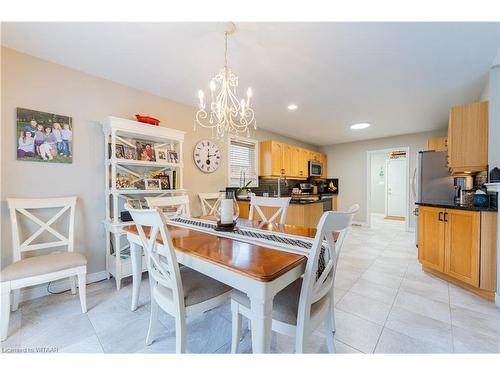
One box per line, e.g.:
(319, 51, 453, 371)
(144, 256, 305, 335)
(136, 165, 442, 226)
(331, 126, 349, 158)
(102, 116, 185, 289)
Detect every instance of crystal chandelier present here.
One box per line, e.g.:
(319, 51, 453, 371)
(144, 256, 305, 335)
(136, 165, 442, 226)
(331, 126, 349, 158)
(195, 23, 256, 139)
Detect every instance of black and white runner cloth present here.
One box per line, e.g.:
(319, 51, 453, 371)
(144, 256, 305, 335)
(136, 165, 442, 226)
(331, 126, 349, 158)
(167, 217, 328, 279)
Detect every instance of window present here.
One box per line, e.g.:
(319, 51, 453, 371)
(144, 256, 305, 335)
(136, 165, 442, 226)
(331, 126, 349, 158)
(227, 137, 258, 188)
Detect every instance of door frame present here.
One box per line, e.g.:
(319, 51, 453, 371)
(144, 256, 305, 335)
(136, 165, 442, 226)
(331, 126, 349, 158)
(366, 146, 410, 231)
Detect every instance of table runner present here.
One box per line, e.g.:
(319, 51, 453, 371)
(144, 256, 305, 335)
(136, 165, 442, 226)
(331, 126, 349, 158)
(168, 217, 327, 278)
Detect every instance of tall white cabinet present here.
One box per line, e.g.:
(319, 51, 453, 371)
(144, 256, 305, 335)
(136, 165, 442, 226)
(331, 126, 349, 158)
(102, 116, 185, 289)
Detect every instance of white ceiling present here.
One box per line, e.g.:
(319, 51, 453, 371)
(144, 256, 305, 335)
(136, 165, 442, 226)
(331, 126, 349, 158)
(2, 22, 499, 145)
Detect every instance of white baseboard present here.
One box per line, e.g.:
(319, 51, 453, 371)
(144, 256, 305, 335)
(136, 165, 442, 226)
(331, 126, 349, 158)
(18, 270, 109, 303)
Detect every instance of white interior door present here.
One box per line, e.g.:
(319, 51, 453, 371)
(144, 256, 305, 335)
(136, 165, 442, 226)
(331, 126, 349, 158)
(386, 158, 407, 217)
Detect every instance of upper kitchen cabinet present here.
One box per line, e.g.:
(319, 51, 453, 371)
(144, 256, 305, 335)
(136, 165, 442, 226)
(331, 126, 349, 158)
(259, 140, 325, 179)
(319, 153, 328, 179)
(259, 140, 283, 176)
(447, 101, 488, 175)
(427, 136, 448, 152)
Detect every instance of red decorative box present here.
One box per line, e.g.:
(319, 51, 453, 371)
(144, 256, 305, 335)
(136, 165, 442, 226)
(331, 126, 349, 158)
(135, 114, 160, 126)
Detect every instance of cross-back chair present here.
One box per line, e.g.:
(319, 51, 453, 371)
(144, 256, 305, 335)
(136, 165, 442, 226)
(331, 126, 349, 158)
(230, 205, 358, 353)
(145, 195, 191, 218)
(1, 196, 87, 341)
(248, 196, 291, 225)
(198, 192, 222, 216)
(126, 206, 231, 353)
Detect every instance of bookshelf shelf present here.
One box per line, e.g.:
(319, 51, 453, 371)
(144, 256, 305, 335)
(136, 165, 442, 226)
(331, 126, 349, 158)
(102, 116, 185, 289)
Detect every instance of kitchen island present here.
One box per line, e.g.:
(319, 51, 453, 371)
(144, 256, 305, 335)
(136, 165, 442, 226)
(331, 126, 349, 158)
(237, 197, 333, 228)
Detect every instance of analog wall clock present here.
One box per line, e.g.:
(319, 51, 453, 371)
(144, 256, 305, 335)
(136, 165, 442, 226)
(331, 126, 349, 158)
(193, 139, 221, 173)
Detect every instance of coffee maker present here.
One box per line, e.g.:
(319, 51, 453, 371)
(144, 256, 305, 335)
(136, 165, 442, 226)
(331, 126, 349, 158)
(454, 176, 474, 205)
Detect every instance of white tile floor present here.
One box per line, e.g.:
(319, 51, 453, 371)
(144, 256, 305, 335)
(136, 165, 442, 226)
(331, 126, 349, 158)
(2, 215, 499, 353)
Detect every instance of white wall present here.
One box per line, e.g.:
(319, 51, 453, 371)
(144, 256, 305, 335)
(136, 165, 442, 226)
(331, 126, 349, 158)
(320, 130, 447, 227)
(0, 47, 317, 274)
(489, 64, 500, 170)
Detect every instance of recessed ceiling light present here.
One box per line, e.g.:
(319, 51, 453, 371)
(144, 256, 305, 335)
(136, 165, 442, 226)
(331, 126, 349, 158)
(350, 122, 371, 130)
(287, 104, 297, 110)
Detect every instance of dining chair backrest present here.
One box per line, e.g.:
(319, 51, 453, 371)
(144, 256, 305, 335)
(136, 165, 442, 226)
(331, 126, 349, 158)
(145, 195, 191, 218)
(7, 196, 77, 262)
(126, 206, 185, 317)
(248, 196, 291, 225)
(296, 205, 358, 331)
(198, 192, 222, 216)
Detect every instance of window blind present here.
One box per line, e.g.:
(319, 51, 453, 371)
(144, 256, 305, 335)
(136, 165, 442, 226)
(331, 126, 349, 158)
(228, 139, 258, 187)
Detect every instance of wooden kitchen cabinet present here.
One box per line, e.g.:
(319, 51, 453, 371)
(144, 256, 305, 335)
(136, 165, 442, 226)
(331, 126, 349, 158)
(418, 206, 446, 272)
(238, 200, 324, 228)
(447, 101, 488, 174)
(427, 136, 448, 152)
(260, 141, 283, 177)
(298, 148, 309, 178)
(418, 206, 496, 299)
(319, 153, 328, 178)
(444, 209, 480, 286)
(259, 140, 325, 180)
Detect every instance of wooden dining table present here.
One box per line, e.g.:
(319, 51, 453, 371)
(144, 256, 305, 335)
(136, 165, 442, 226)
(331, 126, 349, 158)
(123, 216, 319, 353)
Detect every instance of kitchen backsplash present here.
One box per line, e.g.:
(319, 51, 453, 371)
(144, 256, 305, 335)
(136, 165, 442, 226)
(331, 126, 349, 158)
(246, 177, 305, 197)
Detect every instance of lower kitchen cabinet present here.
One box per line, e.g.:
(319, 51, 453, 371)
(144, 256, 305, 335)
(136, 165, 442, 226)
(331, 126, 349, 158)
(237, 200, 324, 228)
(418, 205, 497, 299)
(444, 209, 480, 286)
(418, 206, 446, 272)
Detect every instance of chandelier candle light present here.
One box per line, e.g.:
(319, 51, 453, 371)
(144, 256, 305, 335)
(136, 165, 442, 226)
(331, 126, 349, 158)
(195, 23, 256, 139)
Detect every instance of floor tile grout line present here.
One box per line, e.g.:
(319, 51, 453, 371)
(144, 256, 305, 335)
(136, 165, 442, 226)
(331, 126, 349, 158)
(448, 282, 455, 353)
(372, 252, 410, 353)
(86, 307, 114, 354)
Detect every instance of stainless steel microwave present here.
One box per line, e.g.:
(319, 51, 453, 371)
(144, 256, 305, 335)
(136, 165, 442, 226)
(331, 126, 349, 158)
(308, 160, 323, 177)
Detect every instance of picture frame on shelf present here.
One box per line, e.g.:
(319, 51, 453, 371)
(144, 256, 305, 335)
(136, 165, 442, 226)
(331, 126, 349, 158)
(136, 141, 156, 162)
(115, 144, 125, 159)
(116, 173, 135, 189)
(155, 147, 169, 162)
(167, 150, 179, 163)
(123, 146, 137, 160)
(126, 199, 142, 209)
(159, 175, 171, 190)
(144, 178, 161, 190)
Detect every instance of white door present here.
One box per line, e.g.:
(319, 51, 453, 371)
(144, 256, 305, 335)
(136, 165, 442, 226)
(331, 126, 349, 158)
(386, 158, 407, 218)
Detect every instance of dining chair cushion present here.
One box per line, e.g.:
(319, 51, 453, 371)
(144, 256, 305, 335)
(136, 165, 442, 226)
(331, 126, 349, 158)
(1, 252, 87, 282)
(231, 278, 328, 325)
(155, 266, 231, 307)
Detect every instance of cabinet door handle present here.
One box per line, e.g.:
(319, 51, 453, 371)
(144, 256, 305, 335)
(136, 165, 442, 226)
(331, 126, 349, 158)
(438, 212, 444, 221)
(444, 212, 448, 222)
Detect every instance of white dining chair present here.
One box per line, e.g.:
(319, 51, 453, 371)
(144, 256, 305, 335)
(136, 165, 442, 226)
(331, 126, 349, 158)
(248, 196, 291, 225)
(1, 197, 87, 341)
(230, 206, 358, 353)
(145, 195, 191, 218)
(198, 192, 222, 216)
(126, 206, 232, 353)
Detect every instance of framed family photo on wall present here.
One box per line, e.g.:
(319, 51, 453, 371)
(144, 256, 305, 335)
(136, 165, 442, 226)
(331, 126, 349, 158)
(16, 107, 73, 163)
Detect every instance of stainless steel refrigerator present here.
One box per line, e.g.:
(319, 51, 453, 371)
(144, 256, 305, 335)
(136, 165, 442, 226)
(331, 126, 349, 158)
(412, 151, 454, 244)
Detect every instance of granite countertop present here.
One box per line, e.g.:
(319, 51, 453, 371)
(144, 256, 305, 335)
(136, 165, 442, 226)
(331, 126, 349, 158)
(415, 201, 497, 212)
(237, 196, 329, 205)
